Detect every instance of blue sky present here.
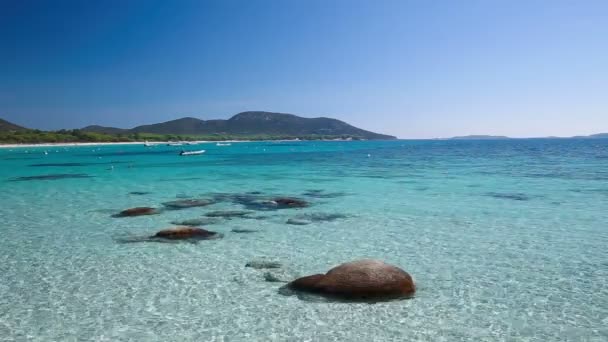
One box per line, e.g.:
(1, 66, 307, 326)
(1, 0, 606, 138)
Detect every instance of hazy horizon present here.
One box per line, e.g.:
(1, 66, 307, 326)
(1, 0, 607, 139)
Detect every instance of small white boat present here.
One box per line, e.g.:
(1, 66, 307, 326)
(179, 150, 206, 156)
(186, 141, 200, 145)
(216, 142, 231, 146)
(167, 142, 184, 146)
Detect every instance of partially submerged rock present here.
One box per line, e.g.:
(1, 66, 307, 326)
(114, 207, 159, 217)
(163, 199, 214, 209)
(286, 259, 415, 301)
(152, 227, 221, 240)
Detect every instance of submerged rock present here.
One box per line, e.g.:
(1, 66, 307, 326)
(286, 218, 311, 226)
(114, 207, 159, 217)
(273, 197, 309, 209)
(210, 192, 311, 211)
(129, 191, 151, 195)
(287, 213, 349, 225)
(302, 189, 347, 198)
(246, 261, 282, 269)
(264, 269, 299, 283)
(163, 199, 214, 209)
(152, 227, 221, 240)
(205, 210, 254, 218)
(231, 228, 259, 233)
(286, 259, 415, 301)
(485, 192, 530, 201)
(171, 217, 220, 226)
(10, 173, 92, 181)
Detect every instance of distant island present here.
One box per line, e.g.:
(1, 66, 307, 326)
(0, 111, 396, 144)
(448, 135, 511, 140)
(444, 134, 608, 140)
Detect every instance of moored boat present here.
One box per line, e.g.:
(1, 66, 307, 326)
(179, 150, 206, 156)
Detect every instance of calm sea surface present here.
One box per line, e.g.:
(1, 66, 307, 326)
(0, 139, 606, 341)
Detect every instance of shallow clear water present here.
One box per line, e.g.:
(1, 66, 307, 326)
(1, 140, 607, 341)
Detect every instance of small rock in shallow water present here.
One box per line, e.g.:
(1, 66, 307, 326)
(264, 272, 285, 282)
(246, 261, 282, 269)
(114, 207, 159, 217)
(264, 270, 295, 283)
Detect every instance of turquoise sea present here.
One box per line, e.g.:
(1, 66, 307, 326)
(1, 139, 607, 341)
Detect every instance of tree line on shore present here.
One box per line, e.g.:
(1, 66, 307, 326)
(0, 129, 363, 144)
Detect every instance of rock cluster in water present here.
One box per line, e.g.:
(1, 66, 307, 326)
(109, 191, 419, 303)
(287, 259, 415, 301)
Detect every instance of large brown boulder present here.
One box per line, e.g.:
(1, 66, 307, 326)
(288, 259, 415, 301)
(114, 207, 158, 217)
(152, 227, 221, 240)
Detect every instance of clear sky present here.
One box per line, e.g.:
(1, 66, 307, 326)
(1, 0, 607, 138)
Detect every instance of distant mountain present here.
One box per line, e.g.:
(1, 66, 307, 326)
(0, 118, 27, 132)
(83, 111, 396, 140)
(448, 135, 511, 140)
(80, 125, 129, 134)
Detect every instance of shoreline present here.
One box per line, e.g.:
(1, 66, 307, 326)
(0, 138, 369, 149)
(0, 140, 252, 149)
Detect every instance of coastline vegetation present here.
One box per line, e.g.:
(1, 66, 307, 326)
(0, 129, 364, 144)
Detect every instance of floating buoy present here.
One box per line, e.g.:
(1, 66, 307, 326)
(367, 154, 371, 157)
